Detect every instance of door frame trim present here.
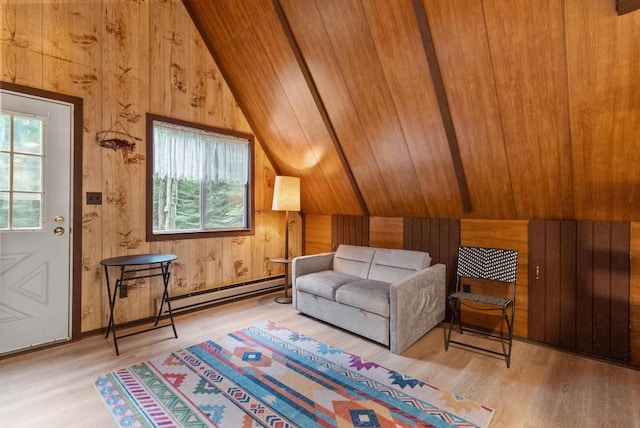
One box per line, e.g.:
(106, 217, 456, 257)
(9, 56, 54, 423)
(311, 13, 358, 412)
(1, 81, 83, 341)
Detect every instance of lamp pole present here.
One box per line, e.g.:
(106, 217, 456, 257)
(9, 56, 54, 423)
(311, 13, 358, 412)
(271, 176, 299, 304)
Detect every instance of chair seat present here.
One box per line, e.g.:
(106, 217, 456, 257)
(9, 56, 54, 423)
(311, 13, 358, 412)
(449, 291, 512, 308)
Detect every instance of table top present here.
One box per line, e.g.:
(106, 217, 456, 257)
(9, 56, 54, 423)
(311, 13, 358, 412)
(100, 253, 177, 266)
(269, 257, 292, 264)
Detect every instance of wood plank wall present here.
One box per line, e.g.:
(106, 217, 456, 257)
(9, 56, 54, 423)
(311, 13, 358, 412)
(580, 222, 630, 360)
(331, 215, 369, 249)
(529, 221, 576, 348)
(0, 0, 299, 333)
(369, 217, 405, 249)
(529, 221, 630, 362)
(403, 218, 460, 297)
(304, 215, 332, 254)
(305, 216, 405, 254)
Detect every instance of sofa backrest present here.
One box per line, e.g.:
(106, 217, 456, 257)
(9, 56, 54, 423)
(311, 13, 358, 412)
(368, 248, 431, 283)
(333, 245, 376, 278)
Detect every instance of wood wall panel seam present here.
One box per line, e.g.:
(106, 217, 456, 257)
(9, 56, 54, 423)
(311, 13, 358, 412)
(272, 0, 368, 216)
(411, 0, 472, 213)
(561, 1, 577, 220)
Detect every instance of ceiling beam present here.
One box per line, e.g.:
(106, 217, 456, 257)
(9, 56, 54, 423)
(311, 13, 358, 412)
(273, 0, 369, 216)
(411, 0, 473, 213)
(617, 0, 640, 15)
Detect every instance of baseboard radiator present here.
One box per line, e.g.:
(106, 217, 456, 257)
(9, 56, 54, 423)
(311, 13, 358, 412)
(157, 275, 284, 314)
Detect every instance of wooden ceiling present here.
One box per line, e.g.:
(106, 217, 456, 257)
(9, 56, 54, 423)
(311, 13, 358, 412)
(183, 0, 640, 221)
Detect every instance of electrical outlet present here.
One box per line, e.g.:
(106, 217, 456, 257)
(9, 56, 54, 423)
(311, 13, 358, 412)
(86, 192, 102, 205)
(463, 284, 471, 293)
(119, 284, 128, 298)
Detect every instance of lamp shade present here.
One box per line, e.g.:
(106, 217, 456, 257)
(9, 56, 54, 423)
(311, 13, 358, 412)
(272, 176, 300, 212)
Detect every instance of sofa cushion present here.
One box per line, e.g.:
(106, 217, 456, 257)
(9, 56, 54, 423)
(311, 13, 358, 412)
(296, 270, 358, 300)
(335, 279, 391, 317)
(368, 249, 430, 284)
(333, 245, 376, 278)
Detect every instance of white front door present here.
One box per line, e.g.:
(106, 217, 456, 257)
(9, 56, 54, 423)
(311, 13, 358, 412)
(0, 90, 73, 355)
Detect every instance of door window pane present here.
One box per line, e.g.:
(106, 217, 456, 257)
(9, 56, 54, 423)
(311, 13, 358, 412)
(12, 193, 41, 229)
(0, 193, 8, 229)
(13, 116, 42, 154)
(0, 153, 8, 190)
(0, 113, 9, 151)
(13, 154, 42, 192)
(0, 110, 44, 230)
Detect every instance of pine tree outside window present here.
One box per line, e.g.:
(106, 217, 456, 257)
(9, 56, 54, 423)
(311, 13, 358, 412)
(146, 114, 254, 241)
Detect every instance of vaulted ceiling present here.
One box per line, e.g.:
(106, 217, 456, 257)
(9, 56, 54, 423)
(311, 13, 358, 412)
(183, 0, 640, 221)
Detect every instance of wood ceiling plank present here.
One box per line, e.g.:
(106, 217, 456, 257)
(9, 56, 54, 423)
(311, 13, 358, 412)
(182, 1, 233, 46)
(280, 0, 398, 216)
(483, 0, 574, 219)
(192, 0, 270, 46)
(425, 0, 517, 219)
(251, 6, 363, 215)
(566, 0, 640, 220)
(313, 0, 431, 217)
(364, 0, 466, 218)
(273, 0, 368, 216)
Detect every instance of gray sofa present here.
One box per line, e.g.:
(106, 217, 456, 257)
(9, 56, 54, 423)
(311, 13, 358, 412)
(292, 244, 446, 354)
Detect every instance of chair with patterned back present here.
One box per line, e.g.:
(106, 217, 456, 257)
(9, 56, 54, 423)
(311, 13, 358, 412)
(445, 246, 519, 367)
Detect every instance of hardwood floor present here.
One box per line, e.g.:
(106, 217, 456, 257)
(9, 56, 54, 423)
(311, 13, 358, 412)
(1, 292, 639, 427)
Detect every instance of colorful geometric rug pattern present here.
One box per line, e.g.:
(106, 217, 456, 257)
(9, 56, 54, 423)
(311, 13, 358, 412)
(95, 320, 494, 427)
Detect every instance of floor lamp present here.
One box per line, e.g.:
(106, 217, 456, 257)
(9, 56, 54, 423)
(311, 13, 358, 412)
(271, 176, 300, 304)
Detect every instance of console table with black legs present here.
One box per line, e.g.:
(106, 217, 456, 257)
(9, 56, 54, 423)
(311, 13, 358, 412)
(100, 253, 178, 356)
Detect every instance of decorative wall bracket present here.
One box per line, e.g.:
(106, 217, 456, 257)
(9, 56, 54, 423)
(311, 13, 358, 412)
(97, 120, 141, 151)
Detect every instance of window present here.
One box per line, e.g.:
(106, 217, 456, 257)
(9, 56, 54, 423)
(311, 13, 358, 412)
(146, 114, 254, 241)
(0, 111, 45, 230)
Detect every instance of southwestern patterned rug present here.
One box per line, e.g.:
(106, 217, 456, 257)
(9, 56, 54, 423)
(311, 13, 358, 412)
(95, 320, 494, 427)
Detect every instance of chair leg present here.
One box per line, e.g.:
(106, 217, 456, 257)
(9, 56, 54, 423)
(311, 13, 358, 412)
(445, 297, 461, 351)
(456, 299, 463, 334)
(502, 305, 514, 368)
(446, 299, 516, 368)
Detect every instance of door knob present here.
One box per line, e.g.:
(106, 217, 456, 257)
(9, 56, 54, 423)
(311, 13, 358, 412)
(54, 226, 65, 236)
(54, 215, 64, 224)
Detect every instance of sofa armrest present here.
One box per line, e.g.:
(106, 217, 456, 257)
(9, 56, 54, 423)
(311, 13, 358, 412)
(389, 263, 446, 354)
(292, 252, 335, 307)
